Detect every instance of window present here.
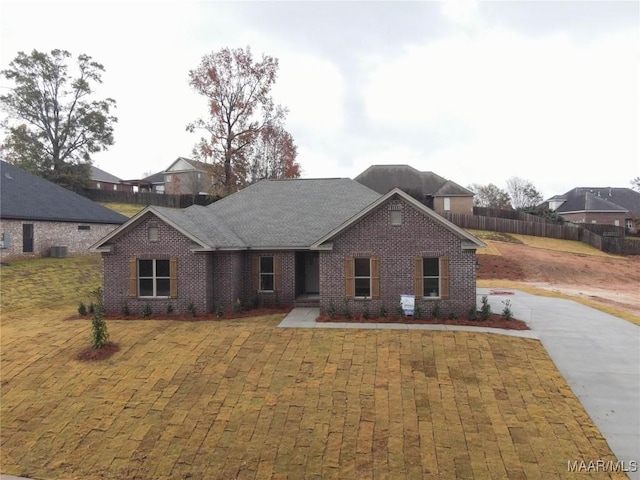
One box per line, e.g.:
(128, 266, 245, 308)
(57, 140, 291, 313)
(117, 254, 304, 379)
(344, 256, 379, 299)
(444, 197, 451, 211)
(260, 256, 275, 291)
(113, 184, 118, 191)
(390, 210, 402, 225)
(78, 225, 91, 231)
(414, 256, 449, 299)
(138, 259, 171, 297)
(354, 258, 371, 297)
(22, 223, 33, 253)
(614, 220, 620, 227)
(96, 182, 101, 189)
(423, 258, 440, 297)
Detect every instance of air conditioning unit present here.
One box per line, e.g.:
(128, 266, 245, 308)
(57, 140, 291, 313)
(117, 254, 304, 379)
(50, 246, 68, 258)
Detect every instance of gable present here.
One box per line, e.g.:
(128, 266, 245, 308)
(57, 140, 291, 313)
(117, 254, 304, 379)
(165, 157, 196, 173)
(312, 188, 485, 250)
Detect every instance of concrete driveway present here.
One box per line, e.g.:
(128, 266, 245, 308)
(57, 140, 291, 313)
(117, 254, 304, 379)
(479, 288, 640, 479)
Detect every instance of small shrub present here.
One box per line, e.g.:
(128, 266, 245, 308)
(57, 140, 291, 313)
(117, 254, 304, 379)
(215, 302, 225, 318)
(90, 287, 109, 349)
(467, 306, 478, 321)
(88, 302, 95, 315)
(501, 299, 513, 321)
(167, 304, 174, 315)
(142, 303, 152, 318)
(233, 298, 242, 314)
(251, 295, 260, 309)
(480, 296, 492, 321)
(187, 301, 196, 317)
(414, 302, 423, 319)
(448, 312, 457, 320)
(327, 299, 337, 319)
(362, 305, 370, 320)
(431, 301, 442, 319)
(121, 302, 130, 317)
(379, 304, 388, 318)
(342, 299, 352, 319)
(274, 291, 281, 308)
(396, 304, 404, 318)
(78, 300, 87, 316)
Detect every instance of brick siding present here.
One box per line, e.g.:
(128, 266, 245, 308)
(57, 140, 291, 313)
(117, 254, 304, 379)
(433, 196, 474, 215)
(319, 196, 478, 318)
(0, 219, 119, 262)
(102, 214, 212, 315)
(561, 211, 627, 226)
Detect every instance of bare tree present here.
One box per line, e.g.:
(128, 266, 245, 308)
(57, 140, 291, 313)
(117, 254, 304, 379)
(506, 177, 543, 209)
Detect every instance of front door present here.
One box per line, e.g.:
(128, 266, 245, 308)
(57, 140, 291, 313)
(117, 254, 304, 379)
(305, 253, 319, 294)
(22, 223, 33, 253)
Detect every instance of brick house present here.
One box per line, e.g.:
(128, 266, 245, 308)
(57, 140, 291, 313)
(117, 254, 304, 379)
(0, 161, 127, 261)
(354, 164, 474, 215)
(163, 157, 217, 196)
(90, 165, 134, 192)
(546, 187, 639, 231)
(92, 178, 485, 317)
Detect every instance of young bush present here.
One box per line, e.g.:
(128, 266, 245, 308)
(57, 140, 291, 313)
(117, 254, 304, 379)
(414, 302, 423, 319)
(215, 302, 225, 318)
(327, 299, 337, 319)
(501, 299, 513, 321)
(431, 301, 442, 319)
(121, 302, 130, 317)
(480, 296, 492, 321)
(233, 298, 243, 314)
(467, 306, 478, 321)
(167, 304, 174, 315)
(90, 288, 109, 349)
(396, 304, 404, 318)
(142, 303, 152, 318)
(187, 301, 196, 317)
(448, 312, 458, 320)
(362, 305, 370, 320)
(251, 295, 260, 309)
(78, 300, 87, 316)
(379, 303, 388, 318)
(342, 299, 352, 319)
(88, 302, 95, 315)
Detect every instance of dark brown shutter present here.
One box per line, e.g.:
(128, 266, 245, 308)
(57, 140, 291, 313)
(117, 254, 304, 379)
(128, 258, 137, 298)
(169, 258, 178, 298)
(440, 256, 450, 299)
(345, 257, 354, 298)
(371, 256, 380, 299)
(414, 256, 423, 298)
(252, 257, 259, 292)
(274, 255, 282, 292)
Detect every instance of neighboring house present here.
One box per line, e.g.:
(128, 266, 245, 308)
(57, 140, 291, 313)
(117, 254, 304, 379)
(0, 161, 128, 261)
(354, 164, 474, 215)
(163, 157, 216, 195)
(90, 165, 134, 192)
(546, 187, 640, 232)
(91, 178, 485, 317)
(133, 171, 166, 193)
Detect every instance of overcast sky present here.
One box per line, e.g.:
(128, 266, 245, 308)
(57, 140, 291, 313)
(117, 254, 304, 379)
(1, 0, 638, 198)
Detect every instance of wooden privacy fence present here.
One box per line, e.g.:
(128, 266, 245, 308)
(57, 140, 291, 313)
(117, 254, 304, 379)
(444, 213, 640, 255)
(472, 207, 558, 224)
(85, 189, 218, 208)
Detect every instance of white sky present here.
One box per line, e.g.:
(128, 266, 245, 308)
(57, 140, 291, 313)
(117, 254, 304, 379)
(1, 0, 638, 198)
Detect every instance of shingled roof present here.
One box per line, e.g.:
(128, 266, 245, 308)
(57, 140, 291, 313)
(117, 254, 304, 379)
(91, 165, 123, 184)
(354, 164, 473, 196)
(554, 187, 636, 215)
(1, 161, 128, 224)
(94, 178, 382, 250)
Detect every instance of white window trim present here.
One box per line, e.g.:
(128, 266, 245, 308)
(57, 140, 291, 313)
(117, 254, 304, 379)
(138, 259, 170, 298)
(354, 257, 372, 299)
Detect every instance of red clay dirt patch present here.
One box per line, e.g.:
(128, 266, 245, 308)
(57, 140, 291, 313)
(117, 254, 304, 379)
(479, 242, 640, 317)
(317, 313, 529, 330)
(75, 342, 121, 361)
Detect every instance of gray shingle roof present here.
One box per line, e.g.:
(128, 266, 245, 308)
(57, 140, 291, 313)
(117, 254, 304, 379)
(1, 160, 128, 224)
(354, 164, 473, 196)
(556, 188, 632, 214)
(191, 178, 381, 248)
(91, 165, 123, 184)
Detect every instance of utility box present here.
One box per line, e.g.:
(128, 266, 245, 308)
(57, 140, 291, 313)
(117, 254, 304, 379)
(50, 246, 68, 258)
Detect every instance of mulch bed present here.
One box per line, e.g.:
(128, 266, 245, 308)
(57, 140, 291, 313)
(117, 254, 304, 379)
(70, 307, 293, 322)
(317, 313, 529, 330)
(75, 342, 121, 361)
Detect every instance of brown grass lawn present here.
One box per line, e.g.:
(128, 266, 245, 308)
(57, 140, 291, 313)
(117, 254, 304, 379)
(1, 256, 625, 479)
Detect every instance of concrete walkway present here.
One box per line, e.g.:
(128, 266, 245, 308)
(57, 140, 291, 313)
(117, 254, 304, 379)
(279, 290, 640, 478)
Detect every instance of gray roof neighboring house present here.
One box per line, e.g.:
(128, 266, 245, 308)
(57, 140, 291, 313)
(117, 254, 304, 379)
(550, 187, 637, 215)
(354, 165, 473, 196)
(1, 160, 128, 224)
(91, 165, 123, 184)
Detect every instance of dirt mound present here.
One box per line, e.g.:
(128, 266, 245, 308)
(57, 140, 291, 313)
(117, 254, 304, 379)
(478, 242, 640, 317)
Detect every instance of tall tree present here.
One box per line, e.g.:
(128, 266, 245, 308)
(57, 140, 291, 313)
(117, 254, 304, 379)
(631, 177, 640, 192)
(468, 183, 511, 208)
(0, 49, 117, 192)
(187, 46, 292, 193)
(506, 176, 543, 209)
(248, 123, 300, 183)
